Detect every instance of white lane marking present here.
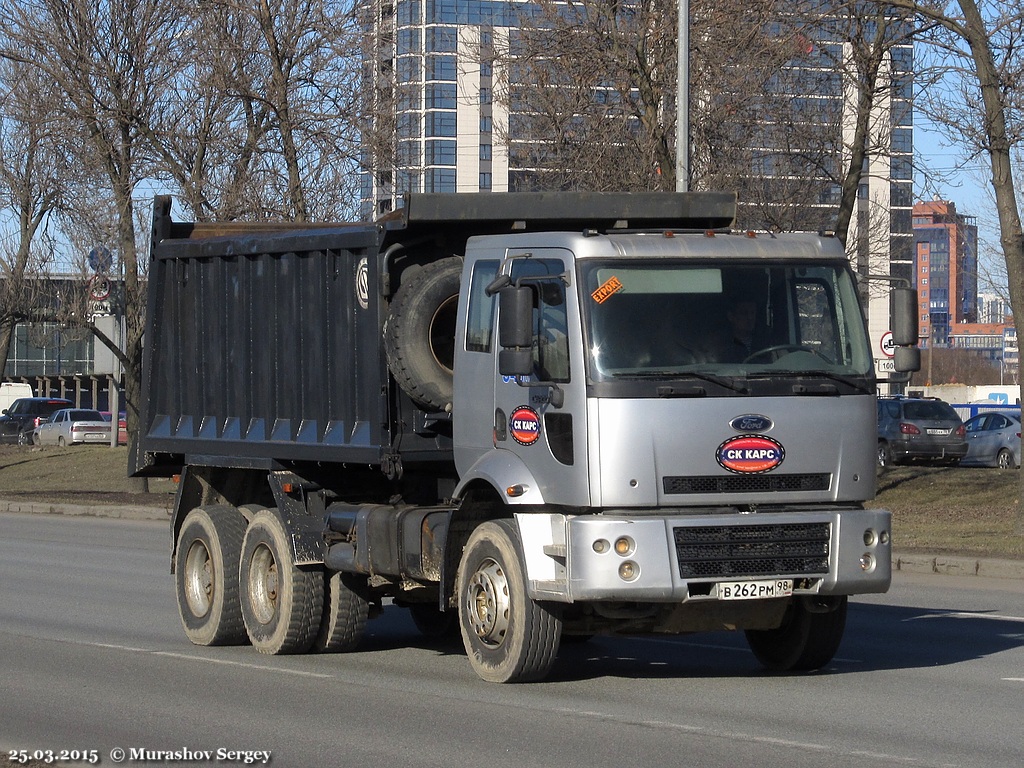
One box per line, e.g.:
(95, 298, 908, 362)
(60, 637, 958, 766)
(80, 640, 334, 679)
(903, 611, 1024, 623)
(641, 637, 863, 664)
(152, 651, 335, 678)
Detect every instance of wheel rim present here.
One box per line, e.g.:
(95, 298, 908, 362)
(183, 540, 214, 618)
(877, 444, 887, 467)
(428, 295, 459, 375)
(999, 451, 1011, 469)
(465, 557, 511, 648)
(248, 543, 279, 625)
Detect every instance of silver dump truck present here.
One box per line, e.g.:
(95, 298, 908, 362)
(136, 191, 918, 682)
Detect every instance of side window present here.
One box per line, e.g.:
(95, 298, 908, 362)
(535, 279, 570, 382)
(794, 280, 840, 362)
(511, 258, 570, 383)
(466, 260, 499, 353)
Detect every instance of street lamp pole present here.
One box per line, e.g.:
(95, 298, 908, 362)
(676, 0, 689, 192)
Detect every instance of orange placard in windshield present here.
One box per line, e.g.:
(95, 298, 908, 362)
(591, 276, 623, 304)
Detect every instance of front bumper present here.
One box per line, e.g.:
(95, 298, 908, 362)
(517, 508, 891, 603)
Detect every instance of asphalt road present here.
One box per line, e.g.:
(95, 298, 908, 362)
(1, 512, 1023, 768)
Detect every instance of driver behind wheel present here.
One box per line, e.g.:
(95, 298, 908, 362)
(710, 296, 765, 363)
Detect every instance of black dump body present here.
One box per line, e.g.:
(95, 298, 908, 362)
(134, 191, 735, 485)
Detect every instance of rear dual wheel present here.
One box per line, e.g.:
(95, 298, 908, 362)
(239, 510, 324, 655)
(176, 505, 368, 655)
(238, 509, 370, 654)
(174, 506, 249, 646)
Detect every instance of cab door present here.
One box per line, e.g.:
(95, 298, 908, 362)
(454, 248, 589, 507)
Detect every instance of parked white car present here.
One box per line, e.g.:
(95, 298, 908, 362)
(34, 408, 112, 446)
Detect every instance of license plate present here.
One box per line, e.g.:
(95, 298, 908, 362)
(926, 428, 949, 435)
(86, 433, 106, 438)
(717, 579, 793, 600)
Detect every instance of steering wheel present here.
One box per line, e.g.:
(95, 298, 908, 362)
(743, 344, 834, 364)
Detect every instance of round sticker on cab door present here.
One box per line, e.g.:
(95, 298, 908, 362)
(716, 434, 785, 474)
(509, 406, 541, 445)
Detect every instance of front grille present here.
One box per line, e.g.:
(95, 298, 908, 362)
(673, 522, 831, 579)
(663, 473, 831, 494)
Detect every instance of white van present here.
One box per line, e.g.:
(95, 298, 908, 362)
(0, 383, 33, 414)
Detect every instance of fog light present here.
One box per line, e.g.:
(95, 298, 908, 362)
(618, 561, 639, 581)
(860, 553, 874, 572)
(863, 529, 877, 547)
(593, 539, 609, 554)
(614, 536, 635, 556)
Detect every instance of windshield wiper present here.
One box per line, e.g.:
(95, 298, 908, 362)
(751, 369, 873, 395)
(637, 370, 748, 394)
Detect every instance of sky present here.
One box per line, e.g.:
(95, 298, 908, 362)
(914, 116, 1006, 293)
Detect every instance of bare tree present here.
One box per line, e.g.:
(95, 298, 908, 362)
(911, 346, 1006, 386)
(155, 0, 365, 222)
(0, 0, 188, 464)
(491, 0, 910, 240)
(499, 0, 679, 191)
(0, 57, 67, 376)
(880, 0, 1024, 529)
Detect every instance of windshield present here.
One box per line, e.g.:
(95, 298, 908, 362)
(581, 260, 873, 383)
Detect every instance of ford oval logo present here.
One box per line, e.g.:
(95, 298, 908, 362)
(717, 435, 785, 474)
(729, 414, 773, 433)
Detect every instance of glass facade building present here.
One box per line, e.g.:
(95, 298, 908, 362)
(360, 0, 523, 218)
(359, 1, 916, 375)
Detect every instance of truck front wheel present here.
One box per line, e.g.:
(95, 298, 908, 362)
(457, 520, 561, 683)
(745, 595, 847, 672)
(239, 510, 324, 654)
(174, 506, 248, 646)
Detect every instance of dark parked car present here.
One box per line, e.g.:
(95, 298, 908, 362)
(961, 411, 1021, 469)
(877, 396, 967, 467)
(0, 397, 73, 445)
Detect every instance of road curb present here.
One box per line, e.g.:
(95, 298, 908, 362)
(894, 552, 1024, 580)
(0, 499, 170, 522)
(3, 498, 1022, 579)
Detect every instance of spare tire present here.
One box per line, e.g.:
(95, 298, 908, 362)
(385, 257, 462, 411)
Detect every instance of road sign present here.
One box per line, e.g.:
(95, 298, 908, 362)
(879, 330, 895, 358)
(88, 247, 112, 273)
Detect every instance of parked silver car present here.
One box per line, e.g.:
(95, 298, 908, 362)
(961, 411, 1021, 469)
(34, 408, 112, 446)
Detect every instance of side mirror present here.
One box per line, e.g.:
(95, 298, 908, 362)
(498, 286, 534, 377)
(894, 346, 921, 373)
(892, 288, 918, 347)
(498, 286, 533, 348)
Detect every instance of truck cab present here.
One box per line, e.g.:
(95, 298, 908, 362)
(453, 229, 879, 512)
